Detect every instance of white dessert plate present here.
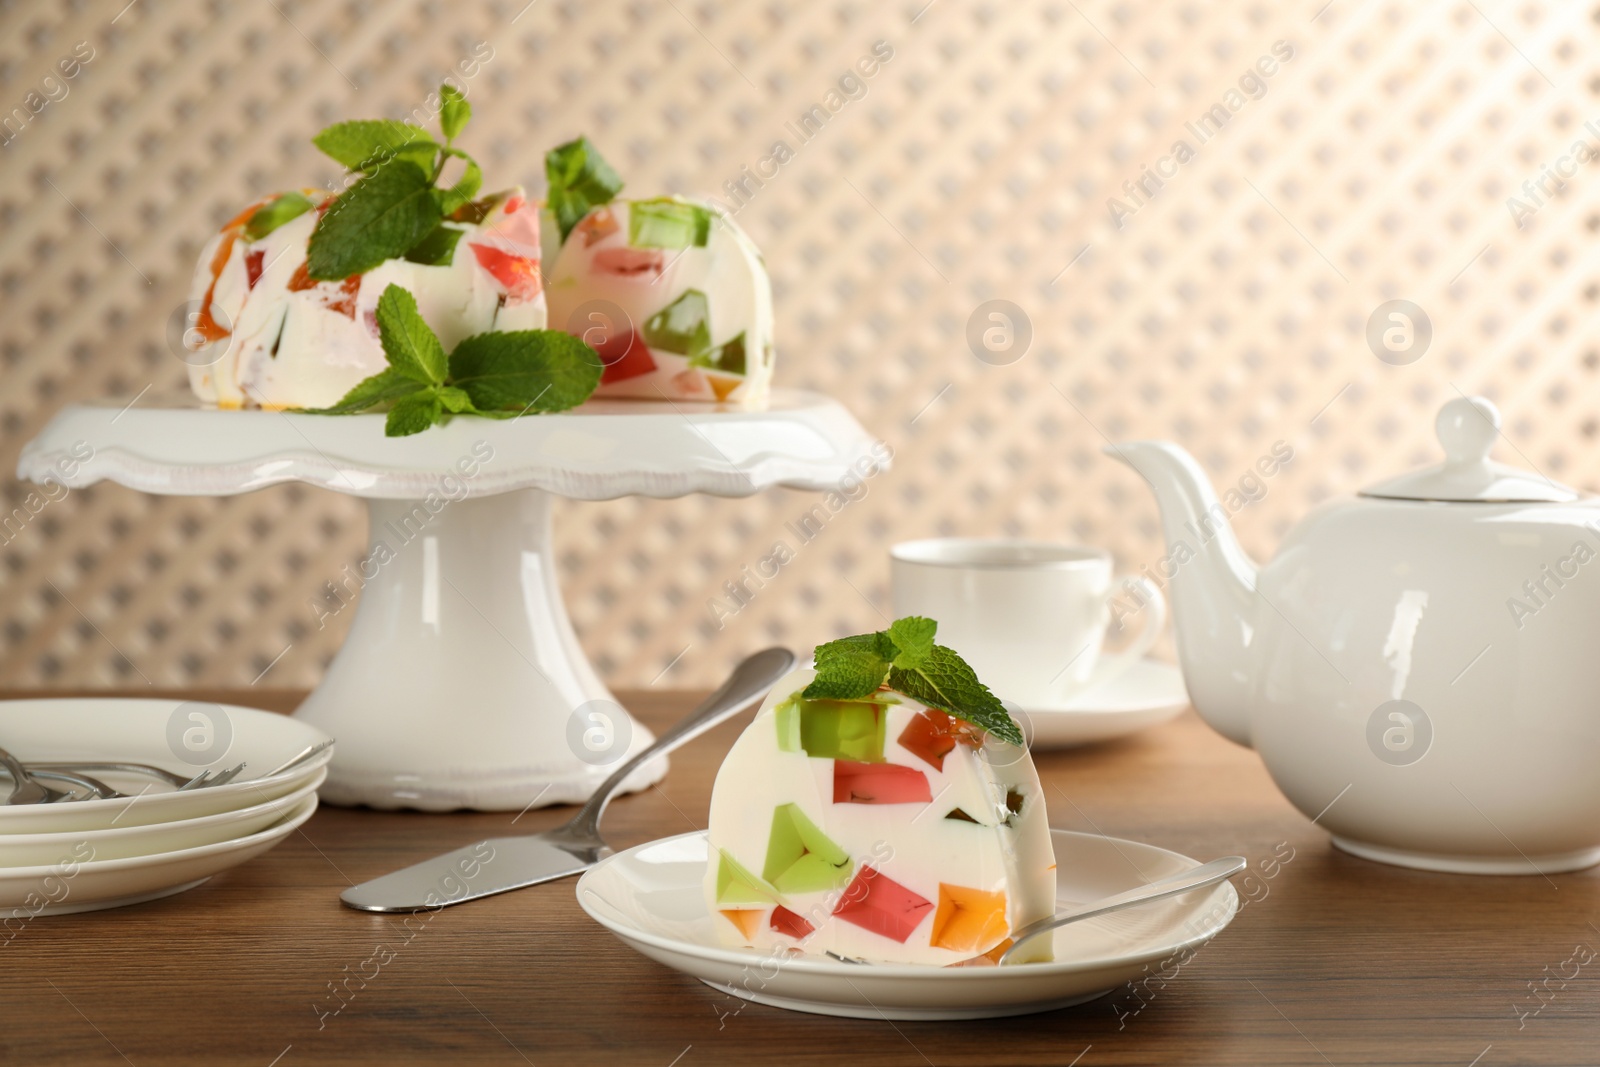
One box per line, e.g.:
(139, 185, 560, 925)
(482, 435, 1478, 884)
(0, 769, 325, 867)
(0, 791, 317, 918)
(1023, 659, 1190, 748)
(0, 699, 332, 832)
(576, 828, 1239, 1020)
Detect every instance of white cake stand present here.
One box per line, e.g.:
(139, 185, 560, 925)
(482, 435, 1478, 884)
(17, 389, 883, 812)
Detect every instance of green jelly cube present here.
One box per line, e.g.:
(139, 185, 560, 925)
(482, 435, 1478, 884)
(714, 848, 782, 905)
(775, 696, 803, 753)
(643, 289, 711, 356)
(691, 331, 746, 376)
(798, 698, 886, 763)
(629, 197, 713, 249)
(762, 802, 852, 894)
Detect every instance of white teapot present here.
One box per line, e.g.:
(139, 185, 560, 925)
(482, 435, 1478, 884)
(1111, 396, 1600, 874)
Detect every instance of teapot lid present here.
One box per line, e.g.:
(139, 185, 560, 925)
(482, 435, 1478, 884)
(1359, 396, 1577, 503)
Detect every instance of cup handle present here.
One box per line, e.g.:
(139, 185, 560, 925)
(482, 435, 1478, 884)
(1079, 576, 1166, 698)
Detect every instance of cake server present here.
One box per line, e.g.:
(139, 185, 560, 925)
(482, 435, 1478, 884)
(340, 646, 796, 912)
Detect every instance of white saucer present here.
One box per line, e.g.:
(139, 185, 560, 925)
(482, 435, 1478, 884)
(0, 699, 332, 832)
(576, 828, 1238, 1020)
(1021, 659, 1190, 748)
(0, 792, 318, 918)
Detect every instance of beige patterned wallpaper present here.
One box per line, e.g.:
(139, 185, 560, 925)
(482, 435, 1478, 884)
(3, 0, 1599, 691)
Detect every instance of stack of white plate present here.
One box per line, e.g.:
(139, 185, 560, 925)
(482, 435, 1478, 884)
(0, 698, 333, 917)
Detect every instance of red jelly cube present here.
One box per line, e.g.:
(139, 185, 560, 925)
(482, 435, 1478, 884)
(592, 330, 656, 384)
(245, 249, 265, 290)
(769, 905, 815, 940)
(470, 243, 542, 304)
(896, 709, 981, 771)
(832, 865, 933, 944)
(833, 761, 932, 805)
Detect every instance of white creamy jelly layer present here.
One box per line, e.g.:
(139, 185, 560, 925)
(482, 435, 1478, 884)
(704, 667, 1057, 965)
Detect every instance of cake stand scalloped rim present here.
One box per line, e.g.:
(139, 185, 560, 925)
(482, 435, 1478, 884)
(15, 387, 887, 501)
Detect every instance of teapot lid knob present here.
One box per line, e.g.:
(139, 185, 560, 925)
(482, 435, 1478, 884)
(1436, 396, 1499, 466)
(1360, 394, 1578, 503)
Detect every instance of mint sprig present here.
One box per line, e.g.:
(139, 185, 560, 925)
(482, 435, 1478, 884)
(301, 284, 603, 436)
(802, 617, 1024, 746)
(306, 87, 490, 281)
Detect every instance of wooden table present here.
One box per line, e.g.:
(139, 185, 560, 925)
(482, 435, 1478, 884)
(3, 688, 1597, 1066)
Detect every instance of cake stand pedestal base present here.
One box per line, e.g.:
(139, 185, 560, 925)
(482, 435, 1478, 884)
(294, 489, 665, 811)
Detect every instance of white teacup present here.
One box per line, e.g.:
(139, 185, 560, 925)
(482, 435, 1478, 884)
(889, 538, 1166, 709)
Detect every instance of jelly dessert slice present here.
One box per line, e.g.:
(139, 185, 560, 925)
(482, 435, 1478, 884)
(762, 802, 852, 893)
(832, 865, 934, 944)
(769, 905, 815, 940)
(629, 198, 713, 249)
(714, 848, 782, 905)
(642, 289, 711, 356)
(897, 709, 981, 771)
(833, 761, 932, 805)
(719, 908, 764, 941)
(774, 697, 887, 763)
(930, 884, 1010, 953)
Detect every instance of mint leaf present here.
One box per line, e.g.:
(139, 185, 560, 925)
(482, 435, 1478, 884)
(356, 142, 439, 174)
(629, 197, 712, 249)
(386, 388, 443, 436)
(438, 385, 475, 413)
(545, 136, 624, 243)
(436, 148, 483, 217)
(886, 617, 937, 669)
(403, 224, 465, 265)
(802, 618, 1024, 745)
(801, 649, 890, 701)
(448, 330, 603, 414)
(803, 631, 895, 701)
(301, 368, 426, 414)
(314, 120, 435, 170)
(812, 630, 896, 671)
(439, 84, 471, 142)
(307, 161, 443, 280)
(888, 646, 1022, 746)
(374, 284, 447, 384)
(245, 192, 315, 241)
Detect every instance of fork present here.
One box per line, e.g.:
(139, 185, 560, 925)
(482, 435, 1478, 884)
(32, 760, 246, 791)
(0, 743, 69, 804)
(176, 763, 248, 790)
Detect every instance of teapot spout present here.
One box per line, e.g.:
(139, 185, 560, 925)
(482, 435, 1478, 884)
(1105, 441, 1259, 748)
